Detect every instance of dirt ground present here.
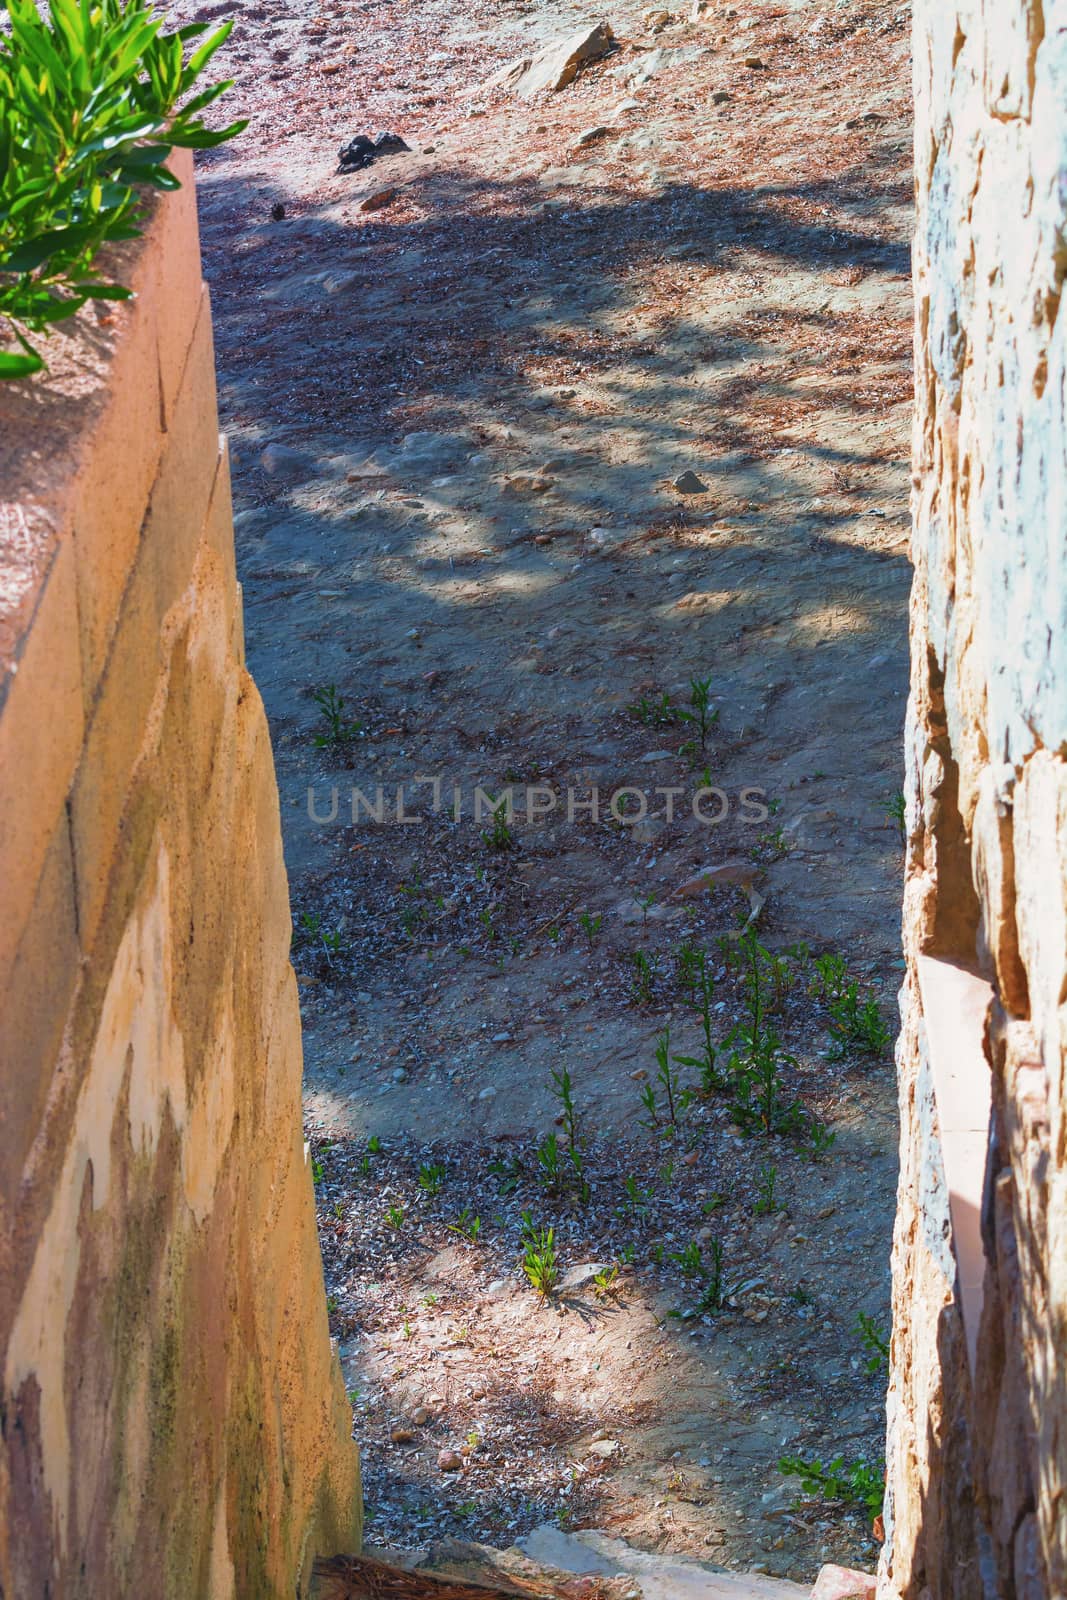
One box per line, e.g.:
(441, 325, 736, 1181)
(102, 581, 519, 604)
(179, 0, 914, 1583)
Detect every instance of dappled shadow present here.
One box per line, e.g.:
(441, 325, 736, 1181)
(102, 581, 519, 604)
(196, 68, 911, 1580)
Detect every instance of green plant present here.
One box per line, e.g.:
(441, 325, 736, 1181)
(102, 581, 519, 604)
(669, 1237, 725, 1318)
(673, 949, 728, 1094)
(855, 1312, 890, 1376)
(669, 1240, 705, 1276)
(487, 1153, 523, 1196)
(521, 1224, 558, 1298)
(803, 1119, 836, 1162)
(617, 1173, 652, 1224)
(675, 939, 704, 1002)
(729, 1032, 806, 1138)
(754, 825, 789, 861)
(812, 951, 849, 1003)
(481, 799, 514, 851)
(313, 684, 361, 747)
(312, 1157, 325, 1185)
(385, 1204, 404, 1230)
(832, 986, 891, 1058)
(567, 1145, 591, 1205)
(418, 1162, 445, 1197)
(447, 1208, 481, 1242)
(753, 1163, 782, 1215)
(536, 1130, 563, 1192)
(778, 1453, 885, 1522)
(629, 948, 659, 1006)
(593, 1263, 621, 1299)
(368, 1134, 382, 1154)
(722, 931, 807, 1139)
(886, 789, 906, 845)
(639, 1028, 694, 1130)
(550, 1063, 581, 1148)
(299, 911, 345, 966)
(627, 691, 677, 726)
(813, 954, 890, 1057)
(578, 910, 603, 945)
(678, 674, 718, 748)
(0, 0, 245, 377)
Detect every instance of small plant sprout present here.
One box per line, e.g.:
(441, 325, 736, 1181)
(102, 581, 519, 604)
(804, 1119, 837, 1162)
(417, 1163, 446, 1197)
(754, 1164, 782, 1216)
(679, 674, 718, 748)
(481, 798, 515, 852)
(640, 1028, 694, 1131)
(578, 910, 603, 945)
(522, 1225, 559, 1298)
(551, 1063, 581, 1148)
(299, 911, 345, 967)
(778, 1453, 885, 1522)
(313, 684, 361, 747)
(629, 949, 659, 1006)
(669, 1238, 726, 1319)
(618, 1174, 652, 1224)
(447, 1208, 482, 1242)
(368, 1135, 382, 1154)
(312, 1157, 325, 1185)
(488, 1153, 523, 1196)
(673, 949, 728, 1094)
(385, 1204, 404, 1230)
(855, 1312, 891, 1376)
(886, 789, 907, 845)
(537, 1131, 563, 1192)
(593, 1264, 621, 1299)
(675, 939, 704, 1002)
(755, 825, 789, 861)
(627, 692, 677, 727)
(813, 953, 891, 1058)
(669, 1240, 705, 1276)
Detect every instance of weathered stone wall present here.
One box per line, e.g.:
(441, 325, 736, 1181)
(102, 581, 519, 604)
(0, 154, 361, 1596)
(883, 4, 1067, 1597)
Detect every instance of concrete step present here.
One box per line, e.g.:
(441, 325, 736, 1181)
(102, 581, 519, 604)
(517, 1528, 807, 1599)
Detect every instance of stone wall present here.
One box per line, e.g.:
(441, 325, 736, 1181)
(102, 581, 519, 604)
(0, 154, 361, 1596)
(884, 4, 1067, 1597)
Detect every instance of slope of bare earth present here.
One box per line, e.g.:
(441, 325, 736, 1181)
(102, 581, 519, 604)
(166, 0, 912, 1584)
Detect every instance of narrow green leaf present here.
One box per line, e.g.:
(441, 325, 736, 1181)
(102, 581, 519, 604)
(0, 345, 45, 376)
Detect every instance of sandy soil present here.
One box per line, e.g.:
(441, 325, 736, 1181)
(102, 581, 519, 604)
(179, 0, 914, 1583)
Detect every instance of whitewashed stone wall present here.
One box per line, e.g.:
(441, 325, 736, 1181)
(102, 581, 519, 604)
(884, 4, 1067, 1597)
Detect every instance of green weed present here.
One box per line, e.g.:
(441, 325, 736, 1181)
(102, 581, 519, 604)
(779, 1453, 885, 1521)
(521, 1224, 559, 1298)
(855, 1312, 890, 1376)
(417, 1163, 445, 1197)
(313, 684, 361, 747)
(447, 1208, 482, 1242)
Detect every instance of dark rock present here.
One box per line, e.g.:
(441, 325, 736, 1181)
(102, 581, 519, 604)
(338, 130, 411, 174)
